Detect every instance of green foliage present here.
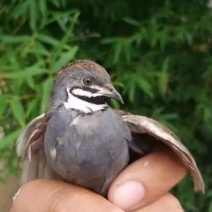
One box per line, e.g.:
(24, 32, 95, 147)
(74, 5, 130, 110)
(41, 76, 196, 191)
(1, 0, 212, 210)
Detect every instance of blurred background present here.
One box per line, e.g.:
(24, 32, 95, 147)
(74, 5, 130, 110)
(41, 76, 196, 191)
(0, 0, 212, 211)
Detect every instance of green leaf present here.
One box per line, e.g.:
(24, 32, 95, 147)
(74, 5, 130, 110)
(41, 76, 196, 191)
(123, 39, 131, 62)
(0, 101, 7, 117)
(38, 0, 46, 16)
(209, 200, 212, 212)
(52, 47, 78, 72)
(129, 80, 135, 103)
(30, 0, 37, 30)
(0, 94, 13, 102)
(10, 100, 26, 127)
(50, 0, 60, 8)
(26, 98, 39, 117)
(136, 78, 154, 98)
(29, 42, 50, 56)
(26, 77, 35, 89)
(1, 65, 45, 79)
(0, 129, 22, 149)
(158, 58, 170, 96)
(113, 42, 122, 64)
(1, 35, 30, 43)
(40, 78, 53, 113)
(11, 1, 29, 19)
(109, 99, 120, 109)
(36, 34, 60, 47)
(123, 17, 140, 26)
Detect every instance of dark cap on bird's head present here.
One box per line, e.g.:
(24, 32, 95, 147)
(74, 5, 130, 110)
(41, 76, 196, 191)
(57, 60, 111, 83)
(47, 60, 123, 115)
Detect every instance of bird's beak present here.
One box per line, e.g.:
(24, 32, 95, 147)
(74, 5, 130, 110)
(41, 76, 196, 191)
(98, 84, 124, 104)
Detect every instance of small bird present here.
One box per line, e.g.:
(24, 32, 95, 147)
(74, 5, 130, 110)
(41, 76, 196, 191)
(17, 60, 205, 196)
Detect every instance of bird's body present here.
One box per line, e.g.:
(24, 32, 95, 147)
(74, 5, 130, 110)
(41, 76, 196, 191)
(17, 59, 205, 196)
(44, 106, 131, 195)
(40, 60, 132, 195)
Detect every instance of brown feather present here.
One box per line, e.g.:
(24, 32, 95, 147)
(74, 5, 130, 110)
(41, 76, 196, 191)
(17, 114, 57, 184)
(123, 114, 205, 193)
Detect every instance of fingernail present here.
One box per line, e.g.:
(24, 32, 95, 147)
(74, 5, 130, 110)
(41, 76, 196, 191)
(13, 187, 23, 201)
(111, 180, 145, 210)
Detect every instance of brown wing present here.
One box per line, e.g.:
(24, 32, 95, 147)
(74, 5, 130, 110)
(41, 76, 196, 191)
(17, 114, 57, 185)
(122, 114, 205, 193)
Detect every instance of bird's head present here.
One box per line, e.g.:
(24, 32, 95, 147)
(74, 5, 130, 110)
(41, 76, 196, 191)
(47, 60, 123, 114)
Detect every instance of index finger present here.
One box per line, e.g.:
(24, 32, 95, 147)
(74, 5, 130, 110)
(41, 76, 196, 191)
(11, 179, 124, 212)
(108, 146, 187, 211)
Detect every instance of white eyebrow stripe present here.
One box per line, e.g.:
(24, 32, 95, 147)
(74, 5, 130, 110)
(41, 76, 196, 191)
(90, 85, 102, 90)
(72, 88, 103, 98)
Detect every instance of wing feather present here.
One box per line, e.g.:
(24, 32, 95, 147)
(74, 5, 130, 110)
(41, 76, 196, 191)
(17, 112, 204, 192)
(17, 114, 56, 185)
(123, 114, 205, 193)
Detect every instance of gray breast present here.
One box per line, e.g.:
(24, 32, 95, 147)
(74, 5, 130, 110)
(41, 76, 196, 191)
(44, 107, 131, 195)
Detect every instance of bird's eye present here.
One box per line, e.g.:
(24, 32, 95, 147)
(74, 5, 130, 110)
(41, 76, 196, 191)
(82, 77, 93, 86)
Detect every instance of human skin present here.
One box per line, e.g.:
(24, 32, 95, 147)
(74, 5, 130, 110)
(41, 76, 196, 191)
(11, 147, 186, 212)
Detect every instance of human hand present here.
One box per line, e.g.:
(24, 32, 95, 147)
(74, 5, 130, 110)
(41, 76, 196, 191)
(11, 147, 187, 212)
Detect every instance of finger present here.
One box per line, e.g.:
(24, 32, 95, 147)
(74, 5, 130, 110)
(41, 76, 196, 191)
(108, 146, 187, 211)
(133, 193, 184, 212)
(11, 179, 124, 212)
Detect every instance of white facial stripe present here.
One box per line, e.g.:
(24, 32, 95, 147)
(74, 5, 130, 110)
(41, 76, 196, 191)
(64, 88, 107, 113)
(90, 85, 102, 90)
(72, 88, 103, 98)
